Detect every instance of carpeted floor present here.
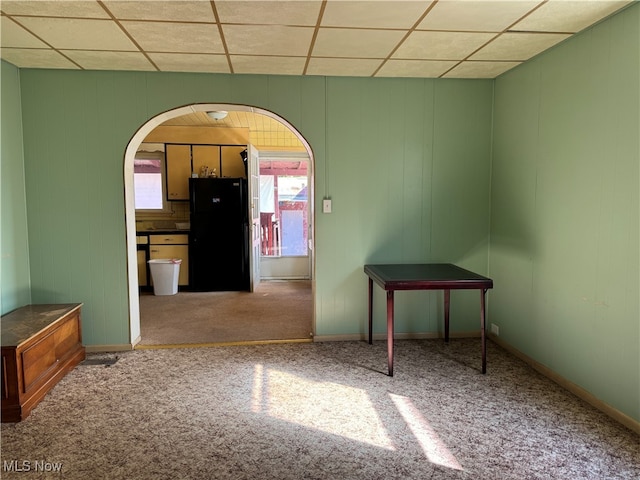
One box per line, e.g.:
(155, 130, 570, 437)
(1, 339, 638, 479)
(138, 280, 313, 345)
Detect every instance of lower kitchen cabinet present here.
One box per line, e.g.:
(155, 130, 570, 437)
(149, 234, 189, 286)
(137, 249, 148, 286)
(137, 235, 149, 288)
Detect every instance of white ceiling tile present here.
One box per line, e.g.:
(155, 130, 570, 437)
(230, 55, 307, 75)
(393, 31, 496, 60)
(149, 52, 230, 73)
(322, 0, 432, 28)
(418, 0, 542, 32)
(123, 21, 224, 53)
(306, 57, 382, 76)
(375, 59, 458, 78)
(313, 28, 406, 58)
(0, 48, 80, 69)
(1, 17, 50, 48)
(216, 1, 322, 25)
(0, 1, 110, 18)
(223, 25, 313, 56)
(102, 1, 215, 22)
(511, 0, 632, 33)
(470, 32, 570, 61)
(443, 60, 522, 78)
(62, 50, 156, 71)
(0, 0, 632, 78)
(14, 17, 137, 50)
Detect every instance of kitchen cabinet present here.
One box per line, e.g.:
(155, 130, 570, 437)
(221, 146, 247, 178)
(137, 235, 149, 288)
(136, 235, 149, 288)
(137, 250, 148, 285)
(166, 144, 191, 200)
(165, 144, 247, 202)
(193, 145, 220, 179)
(149, 234, 189, 286)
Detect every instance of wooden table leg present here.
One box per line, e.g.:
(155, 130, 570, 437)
(481, 288, 487, 374)
(368, 278, 373, 344)
(387, 290, 394, 377)
(444, 289, 451, 343)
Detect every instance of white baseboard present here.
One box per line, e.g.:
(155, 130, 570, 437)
(489, 334, 640, 435)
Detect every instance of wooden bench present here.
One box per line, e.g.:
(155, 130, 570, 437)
(1, 303, 85, 422)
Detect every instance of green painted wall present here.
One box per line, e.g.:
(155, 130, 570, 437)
(319, 77, 492, 336)
(490, 4, 639, 422)
(16, 72, 493, 346)
(1, 60, 31, 314)
(2, 0, 636, 428)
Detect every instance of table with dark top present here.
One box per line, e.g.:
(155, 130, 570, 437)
(364, 263, 493, 376)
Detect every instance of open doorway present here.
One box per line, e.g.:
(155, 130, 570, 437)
(123, 104, 315, 348)
(259, 151, 311, 280)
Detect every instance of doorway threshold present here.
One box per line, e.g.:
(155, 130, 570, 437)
(134, 338, 313, 350)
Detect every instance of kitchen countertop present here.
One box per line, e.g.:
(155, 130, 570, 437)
(136, 229, 190, 235)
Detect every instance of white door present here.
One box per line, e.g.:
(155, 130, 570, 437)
(258, 153, 311, 280)
(248, 144, 261, 291)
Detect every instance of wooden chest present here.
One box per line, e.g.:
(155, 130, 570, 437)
(1, 304, 85, 422)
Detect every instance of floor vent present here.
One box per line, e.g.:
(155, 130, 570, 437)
(80, 356, 119, 367)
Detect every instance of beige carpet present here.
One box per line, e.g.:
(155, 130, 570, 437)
(138, 280, 312, 345)
(2, 339, 638, 479)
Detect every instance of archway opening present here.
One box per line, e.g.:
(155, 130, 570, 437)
(123, 103, 315, 347)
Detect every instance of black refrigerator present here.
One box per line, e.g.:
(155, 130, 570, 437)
(189, 177, 250, 291)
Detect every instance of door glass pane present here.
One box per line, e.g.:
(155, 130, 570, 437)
(278, 176, 307, 256)
(281, 209, 306, 255)
(259, 159, 308, 257)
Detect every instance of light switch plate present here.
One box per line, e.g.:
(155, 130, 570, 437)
(323, 199, 332, 213)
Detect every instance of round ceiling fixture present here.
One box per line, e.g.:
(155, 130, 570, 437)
(207, 110, 228, 120)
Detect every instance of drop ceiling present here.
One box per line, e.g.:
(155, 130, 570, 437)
(1, 0, 633, 79)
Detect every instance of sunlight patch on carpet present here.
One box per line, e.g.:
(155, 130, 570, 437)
(252, 364, 395, 450)
(390, 393, 464, 471)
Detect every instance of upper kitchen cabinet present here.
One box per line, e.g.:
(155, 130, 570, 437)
(192, 145, 221, 179)
(145, 126, 251, 201)
(166, 144, 191, 200)
(222, 146, 247, 178)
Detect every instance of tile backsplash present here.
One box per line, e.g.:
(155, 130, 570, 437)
(136, 201, 189, 230)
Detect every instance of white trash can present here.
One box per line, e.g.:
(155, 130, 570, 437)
(148, 259, 182, 295)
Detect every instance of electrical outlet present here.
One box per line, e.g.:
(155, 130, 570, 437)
(490, 323, 499, 336)
(323, 198, 332, 213)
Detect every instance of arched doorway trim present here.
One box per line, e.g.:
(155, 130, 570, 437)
(123, 103, 315, 346)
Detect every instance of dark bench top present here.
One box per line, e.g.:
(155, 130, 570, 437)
(1, 304, 82, 347)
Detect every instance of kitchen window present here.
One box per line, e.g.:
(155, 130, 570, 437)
(134, 151, 170, 212)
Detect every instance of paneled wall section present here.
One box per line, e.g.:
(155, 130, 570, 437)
(490, 4, 639, 422)
(1, 61, 31, 314)
(18, 71, 493, 346)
